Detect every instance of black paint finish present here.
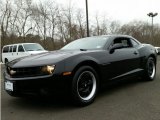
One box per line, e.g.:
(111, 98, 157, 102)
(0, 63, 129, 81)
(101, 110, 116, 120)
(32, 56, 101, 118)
(4, 35, 157, 96)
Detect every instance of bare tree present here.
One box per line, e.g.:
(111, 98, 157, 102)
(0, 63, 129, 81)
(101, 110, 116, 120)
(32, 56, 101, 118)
(1, 0, 12, 41)
(76, 9, 86, 38)
(100, 16, 108, 35)
(57, 12, 67, 46)
(109, 21, 121, 34)
(47, 2, 59, 49)
(1, 0, 160, 49)
(95, 13, 100, 35)
(31, 1, 50, 47)
(92, 13, 109, 36)
(11, 0, 33, 41)
(62, 0, 76, 43)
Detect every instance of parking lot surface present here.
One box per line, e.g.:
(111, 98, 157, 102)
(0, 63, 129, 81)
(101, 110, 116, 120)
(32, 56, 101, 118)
(1, 57, 160, 120)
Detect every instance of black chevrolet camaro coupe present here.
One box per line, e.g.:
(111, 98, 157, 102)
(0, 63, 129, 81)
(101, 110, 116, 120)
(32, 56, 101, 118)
(4, 35, 157, 105)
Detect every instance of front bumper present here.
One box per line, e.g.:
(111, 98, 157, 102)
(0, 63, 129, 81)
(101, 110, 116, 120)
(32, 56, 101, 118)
(4, 72, 72, 97)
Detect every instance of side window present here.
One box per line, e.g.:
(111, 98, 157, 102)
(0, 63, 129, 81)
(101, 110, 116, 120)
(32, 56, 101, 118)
(121, 40, 129, 47)
(130, 39, 139, 47)
(3, 46, 9, 53)
(13, 45, 17, 52)
(18, 45, 24, 52)
(9, 46, 13, 52)
(113, 37, 132, 48)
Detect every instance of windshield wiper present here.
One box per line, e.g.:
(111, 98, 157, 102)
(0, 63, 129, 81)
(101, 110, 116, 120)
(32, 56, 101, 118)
(37, 49, 43, 51)
(80, 49, 87, 51)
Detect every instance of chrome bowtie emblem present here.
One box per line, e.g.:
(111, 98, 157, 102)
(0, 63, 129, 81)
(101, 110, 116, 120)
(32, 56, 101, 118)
(10, 70, 16, 75)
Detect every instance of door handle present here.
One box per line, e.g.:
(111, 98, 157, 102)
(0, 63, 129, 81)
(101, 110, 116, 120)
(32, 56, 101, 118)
(133, 51, 138, 55)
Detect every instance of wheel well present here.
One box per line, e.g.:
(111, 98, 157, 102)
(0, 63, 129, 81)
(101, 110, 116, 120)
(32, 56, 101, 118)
(5, 58, 8, 61)
(4, 58, 8, 63)
(149, 54, 156, 64)
(72, 61, 101, 80)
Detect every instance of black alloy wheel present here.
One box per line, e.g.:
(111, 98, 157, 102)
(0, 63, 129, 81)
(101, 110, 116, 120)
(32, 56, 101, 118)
(144, 57, 156, 81)
(71, 66, 99, 106)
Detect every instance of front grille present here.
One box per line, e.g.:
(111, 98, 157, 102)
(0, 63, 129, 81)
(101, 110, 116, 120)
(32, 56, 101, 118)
(7, 66, 47, 78)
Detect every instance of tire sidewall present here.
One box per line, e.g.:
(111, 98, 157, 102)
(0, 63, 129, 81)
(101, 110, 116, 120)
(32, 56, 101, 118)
(71, 66, 99, 105)
(145, 57, 156, 81)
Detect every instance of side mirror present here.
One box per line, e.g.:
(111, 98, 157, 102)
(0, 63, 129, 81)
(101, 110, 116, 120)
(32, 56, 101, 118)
(109, 43, 123, 53)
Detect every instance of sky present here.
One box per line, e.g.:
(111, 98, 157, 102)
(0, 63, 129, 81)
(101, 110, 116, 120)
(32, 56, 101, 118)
(55, 0, 160, 25)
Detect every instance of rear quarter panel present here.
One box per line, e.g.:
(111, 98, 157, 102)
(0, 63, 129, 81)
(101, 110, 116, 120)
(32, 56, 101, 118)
(138, 44, 157, 69)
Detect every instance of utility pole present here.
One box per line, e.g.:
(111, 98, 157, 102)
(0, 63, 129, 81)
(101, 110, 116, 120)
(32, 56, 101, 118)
(86, 0, 89, 37)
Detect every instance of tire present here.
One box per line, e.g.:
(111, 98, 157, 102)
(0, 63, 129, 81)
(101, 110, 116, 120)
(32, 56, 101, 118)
(71, 66, 99, 106)
(143, 57, 156, 81)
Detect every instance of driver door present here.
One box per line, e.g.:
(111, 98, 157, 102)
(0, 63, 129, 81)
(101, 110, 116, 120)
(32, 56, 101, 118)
(105, 37, 140, 80)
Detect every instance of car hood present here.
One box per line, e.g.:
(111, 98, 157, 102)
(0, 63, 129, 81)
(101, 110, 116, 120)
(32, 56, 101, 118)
(7, 50, 90, 68)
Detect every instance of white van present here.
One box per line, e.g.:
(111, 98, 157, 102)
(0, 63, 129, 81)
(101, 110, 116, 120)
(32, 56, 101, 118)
(2, 43, 47, 63)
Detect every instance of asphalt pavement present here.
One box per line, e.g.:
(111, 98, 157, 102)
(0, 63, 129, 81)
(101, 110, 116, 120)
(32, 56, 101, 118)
(1, 57, 160, 120)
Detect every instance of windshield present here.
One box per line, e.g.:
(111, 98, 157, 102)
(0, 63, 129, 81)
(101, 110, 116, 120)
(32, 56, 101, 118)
(23, 44, 45, 51)
(61, 36, 109, 50)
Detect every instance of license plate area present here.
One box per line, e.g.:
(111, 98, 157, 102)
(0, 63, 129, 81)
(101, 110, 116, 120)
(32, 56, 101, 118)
(5, 81, 13, 91)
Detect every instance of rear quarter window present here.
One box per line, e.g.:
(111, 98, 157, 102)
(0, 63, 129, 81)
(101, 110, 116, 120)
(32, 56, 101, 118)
(3, 46, 9, 53)
(18, 45, 25, 52)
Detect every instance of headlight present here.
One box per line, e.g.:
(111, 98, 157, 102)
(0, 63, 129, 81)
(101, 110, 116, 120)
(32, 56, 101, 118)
(41, 65, 55, 75)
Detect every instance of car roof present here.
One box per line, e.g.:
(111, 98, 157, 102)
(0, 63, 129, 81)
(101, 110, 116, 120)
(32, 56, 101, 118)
(3, 43, 39, 47)
(102, 34, 133, 38)
(99, 35, 141, 44)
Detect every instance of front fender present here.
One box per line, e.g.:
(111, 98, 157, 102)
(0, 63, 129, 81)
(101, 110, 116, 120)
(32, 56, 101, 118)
(64, 55, 99, 72)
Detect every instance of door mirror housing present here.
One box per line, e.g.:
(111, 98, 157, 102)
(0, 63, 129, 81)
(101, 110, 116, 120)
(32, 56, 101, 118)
(109, 43, 123, 53)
